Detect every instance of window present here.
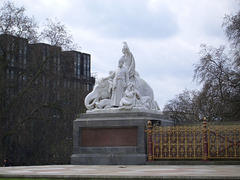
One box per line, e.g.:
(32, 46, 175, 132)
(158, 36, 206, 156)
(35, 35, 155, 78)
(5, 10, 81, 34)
(23, 41, 27, 68)
(57, 53, 61, 73)
(5, 69, 9, 80)
(73, 81, 77, 89)
(64, 79, 67, 88)
(53, 52, 60, 74)
(19, 39, 22, 68)
(83, 55, 87, 77)
(10, 70, 14, 80)
(74, 56, 77, 78)
(44, 46, 49, 69)
(87, 58, 90, 77)
(77, 53, 81, 78)
(53, 57, 56, 74)
(57, 79, 60, 87)
(87, 84, 90, 91)
(10, 56, 14, 67)
(68, 80, 71, 89)
(74, 53, 81, 78)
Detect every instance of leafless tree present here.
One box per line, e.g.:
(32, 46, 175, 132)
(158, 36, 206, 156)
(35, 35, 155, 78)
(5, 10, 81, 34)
(163, 90, 200, 124)
(194, 44, 240, 121)
(41, 18, 79, 51)
(223, 11, 240, 48)
(223, 11, 240, 72)
(0, 1, 38, 43)
(164, 9, 240, 123)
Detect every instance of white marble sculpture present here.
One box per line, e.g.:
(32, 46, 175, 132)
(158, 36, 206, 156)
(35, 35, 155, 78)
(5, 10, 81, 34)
(84, 42, 160, 113)
(104, 57, 129, 107)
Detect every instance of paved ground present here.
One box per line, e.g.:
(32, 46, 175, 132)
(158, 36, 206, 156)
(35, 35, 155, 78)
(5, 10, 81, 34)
(0, 165, 240, 179)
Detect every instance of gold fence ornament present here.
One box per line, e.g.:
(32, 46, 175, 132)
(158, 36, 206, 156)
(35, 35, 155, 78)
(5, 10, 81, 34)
(147, 117, 240, 160)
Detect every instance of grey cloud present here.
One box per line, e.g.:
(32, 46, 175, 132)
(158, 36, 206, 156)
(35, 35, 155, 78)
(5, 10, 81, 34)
(77, 0, 179, 39)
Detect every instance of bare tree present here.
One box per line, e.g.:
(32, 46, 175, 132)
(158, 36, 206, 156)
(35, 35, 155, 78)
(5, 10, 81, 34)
(41, 18, 79, 51)
(223, 11, 240, 48)
(163, 90, 200, 124)
(194, 44, 240, 121)
(0, 1, 38, 43)
(0, 1, 41, 153)
(163, 9, 240, 123)
(223, 11, 240, 66)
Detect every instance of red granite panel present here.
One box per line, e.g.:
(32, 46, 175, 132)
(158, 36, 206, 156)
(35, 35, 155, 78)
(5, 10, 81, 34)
(81, 127, 138, 147)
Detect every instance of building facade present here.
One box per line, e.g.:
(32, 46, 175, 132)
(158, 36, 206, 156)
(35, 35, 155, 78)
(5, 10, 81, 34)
(0, 34, 95, 165)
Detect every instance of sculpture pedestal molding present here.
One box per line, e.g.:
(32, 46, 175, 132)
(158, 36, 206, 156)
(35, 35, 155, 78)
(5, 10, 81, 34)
(71, 112, 173, 165)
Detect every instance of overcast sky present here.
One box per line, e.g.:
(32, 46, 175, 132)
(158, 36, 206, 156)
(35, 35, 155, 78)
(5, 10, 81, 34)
(2, 0, 239, 110)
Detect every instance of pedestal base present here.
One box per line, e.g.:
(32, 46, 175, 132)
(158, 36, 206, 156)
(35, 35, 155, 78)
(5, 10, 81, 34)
(71, 111, 172, 165)
(71, 154, 147, 165)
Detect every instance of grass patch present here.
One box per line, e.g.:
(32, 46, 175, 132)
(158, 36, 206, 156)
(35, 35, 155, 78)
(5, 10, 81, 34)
(0, 179, 64, 180)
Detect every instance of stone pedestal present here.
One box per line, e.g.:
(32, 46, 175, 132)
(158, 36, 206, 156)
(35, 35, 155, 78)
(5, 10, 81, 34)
(71, 111, 172, 165)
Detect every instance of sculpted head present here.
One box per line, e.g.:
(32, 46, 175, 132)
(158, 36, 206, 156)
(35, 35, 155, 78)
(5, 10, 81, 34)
(127, 82, 135, 90)
(122, 42, 130, 55)
(95, 77, 108, 88)
(118, 57, 125, 67)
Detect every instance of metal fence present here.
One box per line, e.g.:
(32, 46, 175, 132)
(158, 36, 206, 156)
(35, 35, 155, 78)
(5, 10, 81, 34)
(146, 119, 240, 161)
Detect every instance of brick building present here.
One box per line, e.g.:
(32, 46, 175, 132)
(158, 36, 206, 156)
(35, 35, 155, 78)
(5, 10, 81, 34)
(0, 34, 95, 165)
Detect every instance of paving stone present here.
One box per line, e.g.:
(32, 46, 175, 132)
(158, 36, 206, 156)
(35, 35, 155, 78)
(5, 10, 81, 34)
(0, 165, 240, 179)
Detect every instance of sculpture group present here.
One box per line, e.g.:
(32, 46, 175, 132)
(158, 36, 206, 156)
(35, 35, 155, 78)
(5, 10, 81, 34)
(85, 42, 160, 112)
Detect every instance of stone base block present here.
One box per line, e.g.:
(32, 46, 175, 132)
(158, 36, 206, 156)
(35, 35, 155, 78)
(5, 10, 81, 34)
(71, 111, 172, 165)
(71, 154, 147, 165)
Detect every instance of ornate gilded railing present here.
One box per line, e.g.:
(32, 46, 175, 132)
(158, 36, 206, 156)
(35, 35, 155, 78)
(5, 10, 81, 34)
(146, 119, 240, 161)
(208, 125, 240, 159)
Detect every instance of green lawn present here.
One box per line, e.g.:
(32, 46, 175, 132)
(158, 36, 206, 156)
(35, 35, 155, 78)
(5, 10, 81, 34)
(0, 179, 115, 180)
(0, 179, 67, 180)
(0, 179, 53, 180)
